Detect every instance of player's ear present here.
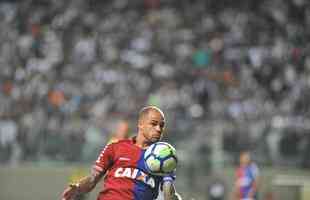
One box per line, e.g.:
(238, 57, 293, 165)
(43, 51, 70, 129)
(138, 118, 143, 129)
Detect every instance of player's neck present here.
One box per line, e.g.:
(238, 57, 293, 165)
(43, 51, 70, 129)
(135, 134, 150, 149)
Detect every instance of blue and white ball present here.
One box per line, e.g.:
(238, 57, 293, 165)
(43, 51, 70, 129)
(144, 142, 178, 176)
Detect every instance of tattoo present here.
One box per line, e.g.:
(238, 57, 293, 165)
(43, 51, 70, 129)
(90, 168, 100, 182)
(74, 169, 105, 194)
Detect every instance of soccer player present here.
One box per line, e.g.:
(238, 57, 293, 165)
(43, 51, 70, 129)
(107, 120, 130, 145)
(233, 151, 260, 200)
(61, 106, 181, 200)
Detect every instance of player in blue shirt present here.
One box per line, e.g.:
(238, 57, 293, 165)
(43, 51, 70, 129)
(233, 151, 260, 200)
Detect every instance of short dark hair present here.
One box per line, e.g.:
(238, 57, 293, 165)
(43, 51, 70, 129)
(138, 106, 165, 122)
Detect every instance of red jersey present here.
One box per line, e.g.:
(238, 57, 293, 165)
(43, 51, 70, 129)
(93, 138, 175, 200)
(235, 163, 259, 200)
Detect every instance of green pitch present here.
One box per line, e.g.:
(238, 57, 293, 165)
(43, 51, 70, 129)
(0, 164, 310, 200)
(0, 164, 102, 200)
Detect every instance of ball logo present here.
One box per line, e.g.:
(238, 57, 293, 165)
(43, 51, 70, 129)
(114, 167, 155, 188)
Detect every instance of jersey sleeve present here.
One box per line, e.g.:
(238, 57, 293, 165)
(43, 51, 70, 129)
(251, 163, 260, 178)
(162, 171, 176, 183)
(92, 143, 114, 174)
(159, 172, 176, 192)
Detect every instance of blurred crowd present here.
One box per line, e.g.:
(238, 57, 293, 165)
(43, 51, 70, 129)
(0, 0, 309, 168)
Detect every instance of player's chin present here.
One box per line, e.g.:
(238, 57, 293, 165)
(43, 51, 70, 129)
(150, 136, 161, 143)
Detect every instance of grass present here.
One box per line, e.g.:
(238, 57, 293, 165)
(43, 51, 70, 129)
(0, 164, 310, 200)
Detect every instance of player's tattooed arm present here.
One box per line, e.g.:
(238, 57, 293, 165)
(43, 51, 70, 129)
(162, 181, 182, 200)
(61, 169, 104, 200)
(76, 168, 103, 192)
(62, 144, 112, 200)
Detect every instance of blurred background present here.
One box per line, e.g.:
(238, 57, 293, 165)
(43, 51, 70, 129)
(0, 0, 310, 199)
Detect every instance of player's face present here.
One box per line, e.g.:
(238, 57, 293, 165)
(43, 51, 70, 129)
(240, 152, 251, 166)
(139, 110, 165, 144)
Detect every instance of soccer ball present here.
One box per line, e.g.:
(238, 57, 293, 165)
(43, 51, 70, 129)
(144, 142, 178, 176)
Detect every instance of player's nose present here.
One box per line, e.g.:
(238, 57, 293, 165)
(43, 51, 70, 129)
(155, 125, 162, 132)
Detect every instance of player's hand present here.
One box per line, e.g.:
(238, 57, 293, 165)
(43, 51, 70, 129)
(61, 184, 79, 200)
(174, 192, 182, 200)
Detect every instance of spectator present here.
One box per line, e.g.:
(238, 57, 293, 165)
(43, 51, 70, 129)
(0, 0, 308, 171)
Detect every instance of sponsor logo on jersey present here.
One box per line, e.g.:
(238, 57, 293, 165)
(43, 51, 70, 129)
(114, 167, 155, 188)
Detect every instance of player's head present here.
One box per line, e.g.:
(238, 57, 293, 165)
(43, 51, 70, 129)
(138, 106, 165, 144)
(114, 120, 129, 139)
(239, 151, 251, 166)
